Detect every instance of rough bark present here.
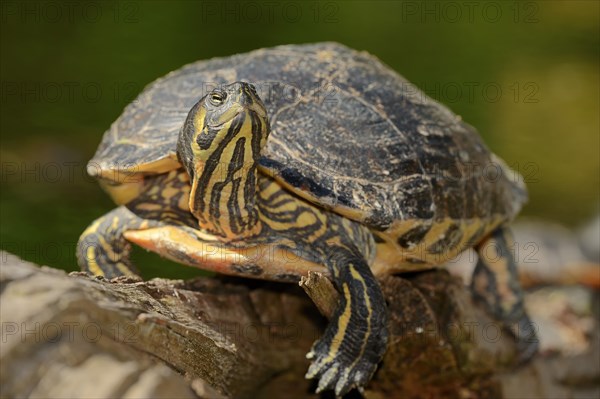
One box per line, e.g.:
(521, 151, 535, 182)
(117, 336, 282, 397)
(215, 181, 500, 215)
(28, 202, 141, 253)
(1, 251, 598, 399)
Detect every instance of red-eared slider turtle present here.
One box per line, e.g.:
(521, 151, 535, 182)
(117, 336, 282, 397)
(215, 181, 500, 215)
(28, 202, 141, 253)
(78, 42, 537, 396)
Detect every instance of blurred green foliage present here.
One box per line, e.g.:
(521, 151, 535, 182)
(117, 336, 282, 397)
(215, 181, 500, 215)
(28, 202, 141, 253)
(1, 0, 598, 276)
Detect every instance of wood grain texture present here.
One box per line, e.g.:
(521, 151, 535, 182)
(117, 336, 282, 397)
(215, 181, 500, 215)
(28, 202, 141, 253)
(1, 251, 598, 399)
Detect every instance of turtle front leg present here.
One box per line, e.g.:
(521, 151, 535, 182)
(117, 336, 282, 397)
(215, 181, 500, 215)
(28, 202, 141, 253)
(471, 227, 539, 363)
(77, 206, 157, 278)
(306, 246, 388, 396)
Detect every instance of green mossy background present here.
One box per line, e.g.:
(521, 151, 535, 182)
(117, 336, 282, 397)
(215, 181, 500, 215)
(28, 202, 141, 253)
(1, 1, 598, 278)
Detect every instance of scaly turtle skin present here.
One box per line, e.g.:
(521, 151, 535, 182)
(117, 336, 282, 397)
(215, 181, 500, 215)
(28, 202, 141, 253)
(78, 43, 537, 396)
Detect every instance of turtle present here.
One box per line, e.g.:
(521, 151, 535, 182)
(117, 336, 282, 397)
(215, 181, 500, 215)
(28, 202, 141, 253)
(77, 42, 537, 396)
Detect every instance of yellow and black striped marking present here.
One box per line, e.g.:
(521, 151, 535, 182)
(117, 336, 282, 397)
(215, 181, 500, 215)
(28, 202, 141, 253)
(178, 82, 268, 241)
(471, 228, 539, 363)
(77, 169, 194, 278)
(305, 248, 387, 394)
(77, 206, 153, 278)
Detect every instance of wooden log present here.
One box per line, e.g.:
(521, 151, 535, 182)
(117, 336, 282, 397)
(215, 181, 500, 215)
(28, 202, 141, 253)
(1, 251, 598, 398)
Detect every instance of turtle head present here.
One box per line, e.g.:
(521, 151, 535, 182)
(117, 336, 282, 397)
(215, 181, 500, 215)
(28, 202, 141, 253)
(177, 82, 269, 180)
(177, 81, 269, 239)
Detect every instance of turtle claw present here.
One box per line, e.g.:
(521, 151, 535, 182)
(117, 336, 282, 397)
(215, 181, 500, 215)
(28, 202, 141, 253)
(316, 366, 339, 393)
(305, 337, 381, 397)
(509, 312, 539, 365)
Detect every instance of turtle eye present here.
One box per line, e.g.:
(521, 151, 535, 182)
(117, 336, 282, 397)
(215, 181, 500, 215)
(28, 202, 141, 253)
(209, 90, 226, 106)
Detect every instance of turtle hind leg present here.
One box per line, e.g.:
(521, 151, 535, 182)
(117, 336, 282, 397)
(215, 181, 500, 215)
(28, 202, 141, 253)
(305, 246, 388, 396)
(471, 227, 539, 363)
(77, 206, 153, 278)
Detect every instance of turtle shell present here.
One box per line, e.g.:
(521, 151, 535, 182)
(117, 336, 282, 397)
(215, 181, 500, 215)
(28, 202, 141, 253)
(89, 42, 526, 231)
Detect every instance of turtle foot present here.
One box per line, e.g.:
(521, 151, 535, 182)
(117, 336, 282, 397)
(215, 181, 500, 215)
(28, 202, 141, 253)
(305, 332, 385, 397)
(508, 312, 539, 365)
